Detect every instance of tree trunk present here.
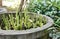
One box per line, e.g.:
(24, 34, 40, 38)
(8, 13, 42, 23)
(18, 0, 27, 13)
(0, 0, 2, 7)
(18, 0, 24, 13)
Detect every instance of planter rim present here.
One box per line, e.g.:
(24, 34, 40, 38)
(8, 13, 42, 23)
(0, 13, 54, 35)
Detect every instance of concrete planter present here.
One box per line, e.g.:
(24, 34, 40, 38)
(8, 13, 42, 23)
(0, 13, 53, 39)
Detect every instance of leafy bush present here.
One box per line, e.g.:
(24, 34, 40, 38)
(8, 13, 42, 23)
(28, 0, 60, 28)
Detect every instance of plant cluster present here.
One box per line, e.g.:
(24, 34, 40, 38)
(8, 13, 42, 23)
(0, 12, 46, 30)
(28, 0, 60, 28)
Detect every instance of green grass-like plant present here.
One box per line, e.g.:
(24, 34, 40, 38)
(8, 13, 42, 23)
(1, 12, 47, 30)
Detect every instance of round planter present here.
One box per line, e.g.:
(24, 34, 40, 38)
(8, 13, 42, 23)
(0, 12, 54, 39)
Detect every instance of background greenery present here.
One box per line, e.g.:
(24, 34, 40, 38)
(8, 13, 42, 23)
(28, 0, 60, 29)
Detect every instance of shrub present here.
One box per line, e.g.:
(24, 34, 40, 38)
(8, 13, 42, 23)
(28, 0, 60, 28)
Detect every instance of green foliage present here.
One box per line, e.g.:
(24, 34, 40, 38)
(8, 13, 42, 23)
(1, 12, 46, 30)
(2, 14, 10, 30)
(28, 0, 60, 28)
(1, 13, 46, 30)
